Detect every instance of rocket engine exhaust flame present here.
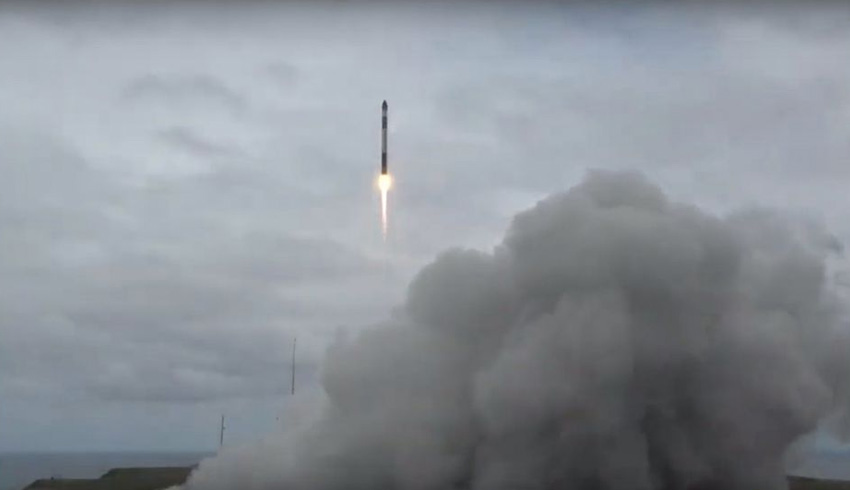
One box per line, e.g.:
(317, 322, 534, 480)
(378, 173, 392, 240)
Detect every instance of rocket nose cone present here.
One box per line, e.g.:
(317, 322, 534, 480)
(382, 100, 388, 110)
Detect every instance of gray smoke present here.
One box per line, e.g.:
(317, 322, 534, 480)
(179, 169, 849, 490)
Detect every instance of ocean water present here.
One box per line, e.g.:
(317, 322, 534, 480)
(0, 452, 212, 490)
(790, 450, 850, 481)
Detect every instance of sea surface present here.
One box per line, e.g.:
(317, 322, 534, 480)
(790, 450, 850, 481)
(0, 452, 212, 490)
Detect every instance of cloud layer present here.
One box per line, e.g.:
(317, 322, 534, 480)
(2, 2, 850, 451)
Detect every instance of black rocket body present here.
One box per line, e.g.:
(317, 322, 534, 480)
(381, 100, 388, 175)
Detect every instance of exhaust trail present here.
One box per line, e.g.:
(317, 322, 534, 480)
(378, 175, 391, 241)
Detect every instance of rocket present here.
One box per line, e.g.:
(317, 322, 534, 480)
(377, 100, 391, 238)
(381, 100, 388, 175)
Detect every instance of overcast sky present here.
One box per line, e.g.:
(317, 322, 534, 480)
(1, 2, 850, 452)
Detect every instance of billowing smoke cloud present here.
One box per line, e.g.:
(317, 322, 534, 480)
(178, 170, 849, 490)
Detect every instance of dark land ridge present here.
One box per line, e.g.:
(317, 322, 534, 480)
(22, 467, 194, 490)
(18, 468, 850, 490)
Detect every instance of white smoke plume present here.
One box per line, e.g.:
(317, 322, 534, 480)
(179, 169, 849, 490)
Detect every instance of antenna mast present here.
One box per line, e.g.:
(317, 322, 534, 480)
(291, 337, 297, 395)
(219, 414, 225, 448)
